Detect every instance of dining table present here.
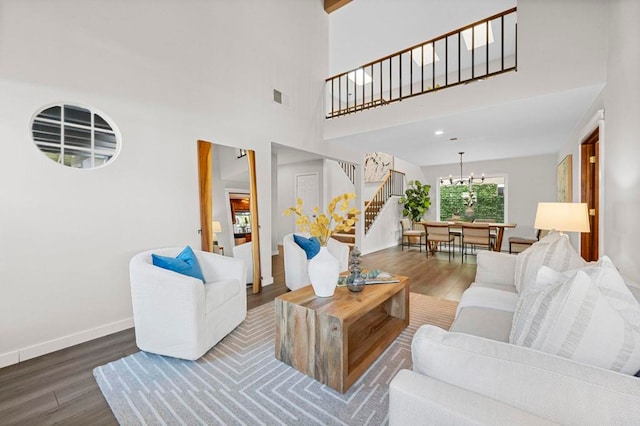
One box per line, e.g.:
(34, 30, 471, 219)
(419, 221, 517, 252)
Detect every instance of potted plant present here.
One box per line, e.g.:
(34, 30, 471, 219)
(399, 180, 431, 222)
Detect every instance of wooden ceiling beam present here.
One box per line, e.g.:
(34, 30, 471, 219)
(325, 0, 352, 14)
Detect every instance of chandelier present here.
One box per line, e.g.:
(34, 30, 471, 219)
(440, 152, 485, 185)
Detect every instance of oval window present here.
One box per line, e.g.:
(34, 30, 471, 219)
(31, 104, 120, 169)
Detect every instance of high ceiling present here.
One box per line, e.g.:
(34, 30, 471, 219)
(327, 84, 603, 166)
(325, 0, 606, 167)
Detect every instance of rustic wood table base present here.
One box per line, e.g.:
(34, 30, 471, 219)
(274, 277, 409, 393)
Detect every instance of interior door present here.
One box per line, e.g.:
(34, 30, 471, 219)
(295, 173, 320, 214)
(580, 128, 599, 261)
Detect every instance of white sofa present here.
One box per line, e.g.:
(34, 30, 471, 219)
(130, 247, 247, 360)
(283, 233, 350, 291)
(390, 250, 640, 425)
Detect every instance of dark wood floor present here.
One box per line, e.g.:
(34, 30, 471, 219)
(0, 244, 476, 425)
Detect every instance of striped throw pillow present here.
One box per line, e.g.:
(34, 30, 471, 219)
(510, 257, 640, 375)
(514, 231, 586, 295)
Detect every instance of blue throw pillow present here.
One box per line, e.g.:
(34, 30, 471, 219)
(151, 245, 205, 282)
(293, 234, 321, 259)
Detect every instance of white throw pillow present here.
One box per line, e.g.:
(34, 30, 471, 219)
(514, 231, 586, 295)
(510, 256, 640, 375)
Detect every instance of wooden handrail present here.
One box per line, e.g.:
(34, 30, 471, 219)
(364, 170, 405, 233)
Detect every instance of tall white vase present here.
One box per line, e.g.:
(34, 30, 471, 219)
(308, 246, 340, 297)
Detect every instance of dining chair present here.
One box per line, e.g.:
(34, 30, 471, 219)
(400, 218, 425, 252)
(508, 229, 549, 254)
(473, 218, 497, 247)
(461, 222, 493, 262)
(446, 222, 463, 256)
(422, 221, 455, 261)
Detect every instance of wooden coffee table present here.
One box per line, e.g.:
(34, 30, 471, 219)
(274, 277, 409, 393)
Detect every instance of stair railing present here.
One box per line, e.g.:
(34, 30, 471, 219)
(364, 170, 405, 233)
(326, 7, 517, 118)
(337, 161, 356, 185)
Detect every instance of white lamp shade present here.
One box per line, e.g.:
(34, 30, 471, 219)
(212, 221, 222, 234)
(534, 202, 590, 233)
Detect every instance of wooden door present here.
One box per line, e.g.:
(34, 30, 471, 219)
(580, 129, 599, 261)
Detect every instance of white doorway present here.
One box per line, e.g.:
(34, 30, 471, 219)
(295, 173, 320, 214)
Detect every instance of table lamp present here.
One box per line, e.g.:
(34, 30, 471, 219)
(534, 202, 590, 234)
(212, 221, 222, 250)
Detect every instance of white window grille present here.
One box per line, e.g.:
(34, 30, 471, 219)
(31, 104, 120, 169)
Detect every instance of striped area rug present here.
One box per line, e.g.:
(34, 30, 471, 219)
(94, 293, 457, 425)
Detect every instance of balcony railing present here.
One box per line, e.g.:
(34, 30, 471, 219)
(326, 8, 517, 118)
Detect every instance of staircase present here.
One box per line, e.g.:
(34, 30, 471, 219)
(365, 170, 405, 233)
(331, 164, 404, 246)
(331, 226, 356, 248)
(332, 161, 357, 248)
(364, 200, 385, 232)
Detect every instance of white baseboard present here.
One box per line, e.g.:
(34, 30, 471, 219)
(0, 351, 20, 369)
(262, 276, 274, 286)
(16, 317, 134, 364)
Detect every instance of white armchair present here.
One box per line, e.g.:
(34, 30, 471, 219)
(283, 233, 350, 291)
(129, 247, 247, 360)
(232, 241, 253, 284)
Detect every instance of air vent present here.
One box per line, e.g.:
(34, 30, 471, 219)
(273, 89, 283, 104)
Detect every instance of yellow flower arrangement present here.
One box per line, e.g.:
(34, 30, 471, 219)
(284, 192, 361, 246)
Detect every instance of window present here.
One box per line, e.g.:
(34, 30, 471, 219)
(439, 176, 506, 222)
(31, 104, 120, 169)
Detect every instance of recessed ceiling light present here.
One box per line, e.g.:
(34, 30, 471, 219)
(434, 130, 444, 135)
(462, 22, 495, 50)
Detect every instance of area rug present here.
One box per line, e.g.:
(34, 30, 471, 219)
(94, 293, 457, 425)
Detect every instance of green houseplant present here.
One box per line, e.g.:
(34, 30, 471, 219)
(399, 180, 431, 222)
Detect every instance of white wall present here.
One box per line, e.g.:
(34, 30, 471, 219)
(324, 160, 356, 207)
(396, 156, 427, 186)
(362, 198, 405, 255)
(420, 154, 557, 251)
(0, 0, 330, 367)
(601, 0, 640, 281)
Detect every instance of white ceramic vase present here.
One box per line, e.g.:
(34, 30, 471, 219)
(308, 246, 340, 297)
